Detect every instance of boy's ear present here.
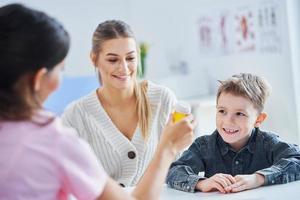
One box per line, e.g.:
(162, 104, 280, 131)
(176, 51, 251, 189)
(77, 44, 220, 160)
(254, 112, 267, 127)
(33, 68, 48, 91)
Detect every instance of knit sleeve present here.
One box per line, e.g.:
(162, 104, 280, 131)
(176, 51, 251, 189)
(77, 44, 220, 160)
(61, 101, 84, 137)
(146, 82, 177, 139)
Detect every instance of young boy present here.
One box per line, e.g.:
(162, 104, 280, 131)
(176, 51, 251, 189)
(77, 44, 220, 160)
(166, 73, 300, 193)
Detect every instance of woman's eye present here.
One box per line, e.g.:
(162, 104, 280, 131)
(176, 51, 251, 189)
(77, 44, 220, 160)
(126, 57, 135, 61)
(108, 59, 117, 63)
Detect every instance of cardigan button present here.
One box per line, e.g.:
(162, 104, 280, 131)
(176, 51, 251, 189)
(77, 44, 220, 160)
(128, 151, 136, 159)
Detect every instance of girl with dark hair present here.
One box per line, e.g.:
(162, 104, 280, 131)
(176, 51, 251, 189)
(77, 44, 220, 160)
(0, 3, 70, 120)
(0, 4, 196, 200)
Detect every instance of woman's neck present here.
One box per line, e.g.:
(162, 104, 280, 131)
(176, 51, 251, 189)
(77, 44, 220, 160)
(97, 86, 135, 107)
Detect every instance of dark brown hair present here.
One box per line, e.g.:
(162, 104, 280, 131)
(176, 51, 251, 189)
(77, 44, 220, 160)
(0, 4, 70, 120)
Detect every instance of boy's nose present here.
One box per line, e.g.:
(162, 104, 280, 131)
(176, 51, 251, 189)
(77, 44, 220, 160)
(224, 114, 234, 122)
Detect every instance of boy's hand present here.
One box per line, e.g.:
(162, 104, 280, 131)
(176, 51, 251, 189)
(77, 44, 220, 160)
(196, 173, 236, 193)
(225, 174, 265, 193)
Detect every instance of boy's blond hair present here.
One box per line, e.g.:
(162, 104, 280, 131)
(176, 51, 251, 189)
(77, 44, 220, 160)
(217, 73, 271, 113)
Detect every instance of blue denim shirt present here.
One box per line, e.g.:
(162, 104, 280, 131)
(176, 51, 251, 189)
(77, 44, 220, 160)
(166, 128, 300, 192)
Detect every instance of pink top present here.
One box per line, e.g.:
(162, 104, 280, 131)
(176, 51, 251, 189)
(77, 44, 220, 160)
(0, 111, 107, 200)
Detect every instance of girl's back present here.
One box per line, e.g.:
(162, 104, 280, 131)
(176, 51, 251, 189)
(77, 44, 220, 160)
(0, 111, 107, 200)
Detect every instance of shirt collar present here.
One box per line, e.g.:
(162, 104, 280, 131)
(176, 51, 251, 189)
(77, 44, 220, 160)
(217, 128, 258, 155)
(216, 131, 230, 156)
(245, 128, 257, 153)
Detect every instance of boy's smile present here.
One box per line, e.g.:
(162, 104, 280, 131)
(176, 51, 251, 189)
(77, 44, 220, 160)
(216, 92, 264, 151)
(223, 127, 239, 135)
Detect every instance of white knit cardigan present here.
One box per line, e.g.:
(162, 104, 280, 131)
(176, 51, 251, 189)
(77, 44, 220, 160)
(61, 82, 176, 186)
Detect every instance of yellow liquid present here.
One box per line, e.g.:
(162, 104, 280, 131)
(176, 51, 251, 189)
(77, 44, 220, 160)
(173, 111, 188, 122)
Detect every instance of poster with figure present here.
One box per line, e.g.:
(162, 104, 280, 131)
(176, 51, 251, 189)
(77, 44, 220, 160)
(198, 16, 215, 54)
(234, 7, 256, 52)
(257, 2, 281, 53)
(219, 10, 233, 55)
(197, 10, 233, 56)
(196, 0, 282, 56)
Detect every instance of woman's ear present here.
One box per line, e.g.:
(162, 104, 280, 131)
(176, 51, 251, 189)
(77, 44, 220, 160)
(90, 52, 97, 67)
(33, 68, 48, 92)
(254, 112, 267, 127)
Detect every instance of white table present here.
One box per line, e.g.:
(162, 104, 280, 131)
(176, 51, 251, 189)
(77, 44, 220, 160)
(126, 181, 300, 200)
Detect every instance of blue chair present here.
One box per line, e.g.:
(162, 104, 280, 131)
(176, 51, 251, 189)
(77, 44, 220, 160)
(44, 75, 99, 114)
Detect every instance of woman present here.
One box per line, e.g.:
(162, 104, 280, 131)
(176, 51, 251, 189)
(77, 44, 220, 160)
(62, 20, 178, 186)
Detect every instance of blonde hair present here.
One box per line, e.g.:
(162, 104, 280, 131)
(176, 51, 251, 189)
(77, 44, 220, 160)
(91, 20, 151, 140)
(217, 73, 271, 113)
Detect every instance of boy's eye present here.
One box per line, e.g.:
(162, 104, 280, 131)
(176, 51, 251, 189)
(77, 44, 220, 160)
(236, 112, 246, 116)
(218, 109, 225, 114)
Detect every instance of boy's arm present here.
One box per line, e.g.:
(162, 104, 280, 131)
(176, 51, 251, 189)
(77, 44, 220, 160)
(256, 134, 300, 185)
(166, 138, 206, 193)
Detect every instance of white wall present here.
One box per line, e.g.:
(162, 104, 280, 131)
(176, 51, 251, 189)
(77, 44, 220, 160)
(287, 0, 300, 144)
(1, 0, 299, 144)
(1, 0, 132, 76)
(129, 0, 211, 99)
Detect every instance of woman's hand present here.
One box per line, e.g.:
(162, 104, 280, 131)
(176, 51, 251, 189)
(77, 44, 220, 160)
(159, 114, 197, 156)
(196, 173, 236, 193)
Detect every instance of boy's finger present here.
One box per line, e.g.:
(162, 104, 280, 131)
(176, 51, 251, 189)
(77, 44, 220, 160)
(214, 182, 226, 194)
(224, 185, 232, 193)
(215, 178, 229, 189)
(223, 177, 233, 187)
(231, 183, 247, 192)
(230, 180, 243, 189)
(225, 174, 236, 184)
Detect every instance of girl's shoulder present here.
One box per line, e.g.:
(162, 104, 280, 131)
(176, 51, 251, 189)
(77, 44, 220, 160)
(0, 111, 79, 150)
(34, 111, 79, 140)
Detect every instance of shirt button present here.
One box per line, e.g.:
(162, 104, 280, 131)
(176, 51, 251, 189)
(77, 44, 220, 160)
(119, 183, 125, 187)
(235, 161, 239, 165)
(128, 151, 136, 159)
